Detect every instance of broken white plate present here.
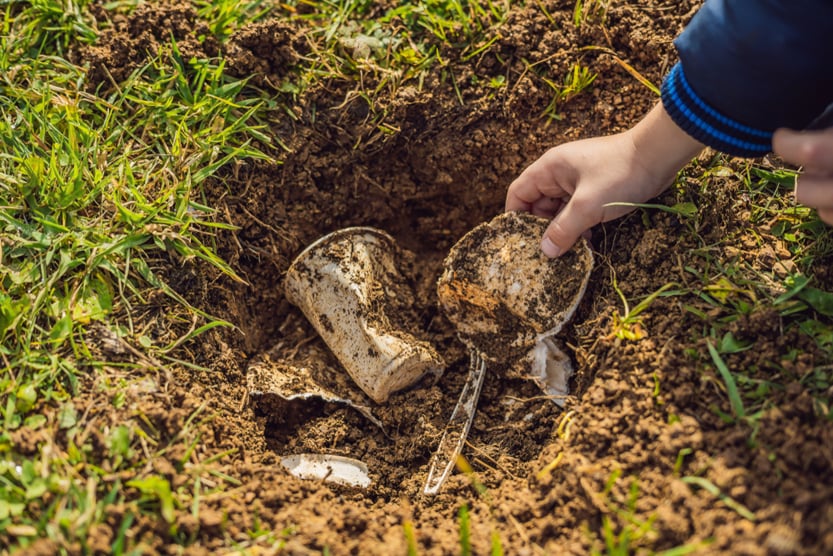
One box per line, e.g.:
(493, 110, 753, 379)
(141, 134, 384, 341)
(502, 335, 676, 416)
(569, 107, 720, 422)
(281, 453, 371, 488)
(247, 352, 384, 431)
(424, 212, 593, 495)
(437, 211, 594, 405)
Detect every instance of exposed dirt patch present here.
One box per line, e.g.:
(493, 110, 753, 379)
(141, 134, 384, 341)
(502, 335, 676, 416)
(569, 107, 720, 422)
(67, 1, 833, 553)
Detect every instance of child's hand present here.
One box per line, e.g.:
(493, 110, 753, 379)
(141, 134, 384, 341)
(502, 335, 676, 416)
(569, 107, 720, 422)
(505, 134, 668, 257)
(506, 104, 704, 257)
(773, 127, 833, 225)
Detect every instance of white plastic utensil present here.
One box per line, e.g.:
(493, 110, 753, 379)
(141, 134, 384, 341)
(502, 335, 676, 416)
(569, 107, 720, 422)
(422, 351, 487, 495)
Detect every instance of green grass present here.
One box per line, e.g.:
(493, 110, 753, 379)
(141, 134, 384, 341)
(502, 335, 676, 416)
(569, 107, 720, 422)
(573, 0, 610, 28)
(680, 476, 755, 522)
(282, 0, 508, 87)
(541, 61, 597, 120)
(272, 0, 512, 140)
(0, 34, 269, 421)
(694, 163, 833, 421)
(194, 0, 270, 40)
(582, 470, 713, 555)
(608, 159, 833, 428)
(0, 1, 272, 551)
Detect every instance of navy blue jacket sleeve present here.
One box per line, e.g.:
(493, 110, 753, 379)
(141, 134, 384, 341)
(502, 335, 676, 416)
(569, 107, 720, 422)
(660, 0, 833, 157)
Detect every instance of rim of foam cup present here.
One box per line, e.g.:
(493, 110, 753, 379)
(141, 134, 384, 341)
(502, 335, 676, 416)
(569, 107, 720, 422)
(286, 226, 397, 277)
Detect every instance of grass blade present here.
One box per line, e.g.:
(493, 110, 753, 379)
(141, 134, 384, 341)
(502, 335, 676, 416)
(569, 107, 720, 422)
(681, 476, 756, 521)
(707, 341, 746, 420)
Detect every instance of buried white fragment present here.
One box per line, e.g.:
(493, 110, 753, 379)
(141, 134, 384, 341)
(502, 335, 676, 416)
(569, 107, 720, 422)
(281, 454, 371, 488)
(247, 353, 385, 431)
(284, 227, 445, 404)
(524, 337, 573, 405)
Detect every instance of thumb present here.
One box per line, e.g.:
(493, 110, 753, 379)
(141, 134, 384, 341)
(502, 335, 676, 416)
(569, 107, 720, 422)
(540, 199, 596, 258)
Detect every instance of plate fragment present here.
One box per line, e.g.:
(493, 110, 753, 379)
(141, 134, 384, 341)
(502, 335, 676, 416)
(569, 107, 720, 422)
(281, 454, 371, 488)
(247, 352, 385, 431)
(437, 211, 594, 365)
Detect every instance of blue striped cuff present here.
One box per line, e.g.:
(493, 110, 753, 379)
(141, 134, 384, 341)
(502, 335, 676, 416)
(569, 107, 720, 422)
(661, 63, 772, 158)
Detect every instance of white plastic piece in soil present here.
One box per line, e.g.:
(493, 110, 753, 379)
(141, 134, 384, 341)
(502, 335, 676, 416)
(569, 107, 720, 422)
(280, 454, 371, 488)
(247, 355, 385, 431)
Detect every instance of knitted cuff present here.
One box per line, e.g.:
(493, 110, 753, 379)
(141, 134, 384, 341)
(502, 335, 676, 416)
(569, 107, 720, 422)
(661, 62, 772, 158)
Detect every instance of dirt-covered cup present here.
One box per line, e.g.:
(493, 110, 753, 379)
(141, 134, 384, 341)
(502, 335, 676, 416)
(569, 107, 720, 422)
(284, 227, 445, 404)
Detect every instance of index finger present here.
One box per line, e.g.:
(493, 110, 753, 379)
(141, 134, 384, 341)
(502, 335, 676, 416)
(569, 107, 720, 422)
(505, 183, 536, 212)
(505, 163, 571, 212)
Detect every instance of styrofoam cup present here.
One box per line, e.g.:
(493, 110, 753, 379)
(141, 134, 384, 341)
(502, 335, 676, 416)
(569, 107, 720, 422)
(284, 227, 445, 404)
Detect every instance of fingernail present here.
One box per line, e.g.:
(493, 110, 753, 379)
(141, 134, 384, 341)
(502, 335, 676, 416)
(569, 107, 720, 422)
(541, 237, 562, 258)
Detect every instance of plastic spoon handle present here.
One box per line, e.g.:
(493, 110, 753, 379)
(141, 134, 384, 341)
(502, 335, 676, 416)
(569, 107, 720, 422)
(422, 350, 487, 495)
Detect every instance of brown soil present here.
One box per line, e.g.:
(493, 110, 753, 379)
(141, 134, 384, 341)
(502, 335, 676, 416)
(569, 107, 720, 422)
(64, 1, 833, 554)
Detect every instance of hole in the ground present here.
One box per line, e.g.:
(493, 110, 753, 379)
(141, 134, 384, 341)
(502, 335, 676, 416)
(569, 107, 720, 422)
(227, 133, 596, 496)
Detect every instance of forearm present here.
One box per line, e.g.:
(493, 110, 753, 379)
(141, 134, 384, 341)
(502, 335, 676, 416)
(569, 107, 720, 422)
(627, 103, 705, 187)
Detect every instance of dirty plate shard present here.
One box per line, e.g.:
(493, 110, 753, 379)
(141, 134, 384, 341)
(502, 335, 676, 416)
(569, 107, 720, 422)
(284, 227, 445, 404)
(247, 350, 384, 431)
(281, 454, 371, 488)
(437, 211, 594, 404)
